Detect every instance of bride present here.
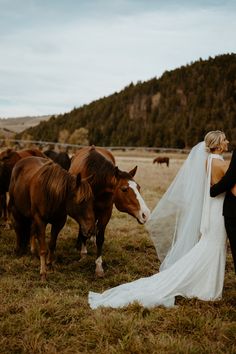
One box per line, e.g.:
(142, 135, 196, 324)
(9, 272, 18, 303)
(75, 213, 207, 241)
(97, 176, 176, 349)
(88, 131, 229, 309)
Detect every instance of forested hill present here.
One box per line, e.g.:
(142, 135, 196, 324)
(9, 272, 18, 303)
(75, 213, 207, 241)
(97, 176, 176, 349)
(18, 53, 236, 148)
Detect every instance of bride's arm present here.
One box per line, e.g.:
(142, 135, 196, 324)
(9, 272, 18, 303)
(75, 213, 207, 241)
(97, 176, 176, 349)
(210, 150, 236, 197)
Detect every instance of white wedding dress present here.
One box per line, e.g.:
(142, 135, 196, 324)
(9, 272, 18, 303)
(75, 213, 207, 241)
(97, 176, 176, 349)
(88, 145, 227, 309)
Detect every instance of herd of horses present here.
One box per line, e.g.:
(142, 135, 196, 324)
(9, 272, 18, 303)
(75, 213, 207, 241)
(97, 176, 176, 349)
(0, 146, 151, 280)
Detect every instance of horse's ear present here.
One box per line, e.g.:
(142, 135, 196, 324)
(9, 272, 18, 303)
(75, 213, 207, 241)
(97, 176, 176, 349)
(129, 166, 137, 177)
(76, 173, 81, 187)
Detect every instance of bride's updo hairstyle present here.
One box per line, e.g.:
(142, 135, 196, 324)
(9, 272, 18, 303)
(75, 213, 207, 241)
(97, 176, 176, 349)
(204, 130, 226, 153)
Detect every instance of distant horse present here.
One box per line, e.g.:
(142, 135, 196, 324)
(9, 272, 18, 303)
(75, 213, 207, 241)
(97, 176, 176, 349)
(153, 156, 169, 167)
(9, 156, 95, 281)
(69, 145, 150, 277)
(44, 150, 71, 170)
(0, 148, 46, 228)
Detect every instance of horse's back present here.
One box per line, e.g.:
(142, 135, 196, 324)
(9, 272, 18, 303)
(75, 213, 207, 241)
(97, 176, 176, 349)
(70, 146, 115, 177)
(92, 146, 115, 164)
(11, 157, 49, 188)
(18, 148, 46, 158)
(9, 157, 52, 216)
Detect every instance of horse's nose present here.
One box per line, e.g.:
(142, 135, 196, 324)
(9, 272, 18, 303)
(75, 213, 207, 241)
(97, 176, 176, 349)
(140, 208, 151, 223)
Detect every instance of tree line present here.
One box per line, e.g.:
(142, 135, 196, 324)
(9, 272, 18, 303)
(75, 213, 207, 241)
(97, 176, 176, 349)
(17, 53, 236, 148)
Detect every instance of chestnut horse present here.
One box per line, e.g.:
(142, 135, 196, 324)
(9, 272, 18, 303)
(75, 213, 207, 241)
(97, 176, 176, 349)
(69, 146, 150, 277)
(9, 156, 95, 281)
(0, 148, 46, 228)
(153, 156, 169, 167)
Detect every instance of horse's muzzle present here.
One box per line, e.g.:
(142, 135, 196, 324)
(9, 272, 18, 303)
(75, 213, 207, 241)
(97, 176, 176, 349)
(137, 209, 151, 224)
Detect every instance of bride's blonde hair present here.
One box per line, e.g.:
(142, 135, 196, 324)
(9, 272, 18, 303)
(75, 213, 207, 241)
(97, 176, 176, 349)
(204, 130, 226, 153)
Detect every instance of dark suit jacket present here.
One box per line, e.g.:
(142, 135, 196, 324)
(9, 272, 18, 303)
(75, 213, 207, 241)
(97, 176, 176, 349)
(210, 149, 236, 218)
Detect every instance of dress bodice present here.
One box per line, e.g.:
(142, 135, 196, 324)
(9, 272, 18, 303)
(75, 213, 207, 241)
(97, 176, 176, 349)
(210, 153, 224, 161)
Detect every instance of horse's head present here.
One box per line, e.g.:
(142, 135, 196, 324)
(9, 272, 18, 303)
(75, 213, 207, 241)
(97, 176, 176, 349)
(114, 166, 150, 224)
(68, 173, 96, 238)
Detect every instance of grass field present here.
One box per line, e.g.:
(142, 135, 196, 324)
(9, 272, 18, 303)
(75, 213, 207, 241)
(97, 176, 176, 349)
(0, 152, 235, 354)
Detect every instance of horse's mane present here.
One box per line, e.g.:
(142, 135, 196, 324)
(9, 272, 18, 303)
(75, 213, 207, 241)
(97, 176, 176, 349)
(37, 161, 91, 209)
(85, 149, 117, 192)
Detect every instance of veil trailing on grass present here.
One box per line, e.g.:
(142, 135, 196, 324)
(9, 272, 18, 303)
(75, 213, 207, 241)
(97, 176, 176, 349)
(145, 141, 208, 271)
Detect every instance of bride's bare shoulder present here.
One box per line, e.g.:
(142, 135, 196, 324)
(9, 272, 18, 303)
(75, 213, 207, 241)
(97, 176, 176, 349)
(211, 158, 229, 174)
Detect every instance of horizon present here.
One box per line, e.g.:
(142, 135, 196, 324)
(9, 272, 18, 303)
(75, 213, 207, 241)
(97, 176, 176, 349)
(0, 53, 233, 120)
(0, 0, 235, 118)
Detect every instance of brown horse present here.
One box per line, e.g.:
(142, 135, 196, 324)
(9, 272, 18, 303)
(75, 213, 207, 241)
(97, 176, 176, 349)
(69, 146, 150, 277)
(153, 156, 169, 167)
(9, 156, 95, 281)
(0, 148, 46, 227)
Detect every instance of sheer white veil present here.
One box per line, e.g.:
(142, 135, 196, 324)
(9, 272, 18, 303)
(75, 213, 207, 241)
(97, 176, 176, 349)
(145, 141, 208, 271)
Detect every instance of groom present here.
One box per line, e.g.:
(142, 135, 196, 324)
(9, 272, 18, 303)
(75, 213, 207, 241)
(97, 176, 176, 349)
(210, 150, 236, 274)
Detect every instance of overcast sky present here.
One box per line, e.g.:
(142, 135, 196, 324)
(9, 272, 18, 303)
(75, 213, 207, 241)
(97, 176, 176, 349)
(0, 0, 235, 118)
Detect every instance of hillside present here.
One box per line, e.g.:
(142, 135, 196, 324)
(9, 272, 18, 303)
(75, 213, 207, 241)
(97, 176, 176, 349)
(17, 54, 236, 148)
(0, 115, 51, 135)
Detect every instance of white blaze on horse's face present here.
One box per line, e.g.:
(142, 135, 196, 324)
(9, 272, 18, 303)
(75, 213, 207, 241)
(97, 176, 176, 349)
(128, 180, 150, 224)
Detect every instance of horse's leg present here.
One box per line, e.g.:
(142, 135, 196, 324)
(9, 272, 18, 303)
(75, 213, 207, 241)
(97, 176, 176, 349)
(14, 219, 29, 255)
(95, 210, 112, 277)
(2, 192, 11, 229)
(47, 217, 66, 268)
(30, 235, 37, 256)
(32, 216, 47, 281)
(76, 228, 89, 257)
(3, 193, 7, 222)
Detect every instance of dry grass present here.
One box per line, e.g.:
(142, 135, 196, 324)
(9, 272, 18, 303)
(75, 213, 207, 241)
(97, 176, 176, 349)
(0, 152, 235, 354)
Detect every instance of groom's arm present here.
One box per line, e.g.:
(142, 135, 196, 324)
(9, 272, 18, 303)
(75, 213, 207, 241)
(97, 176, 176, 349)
(210, 150, 236, 197)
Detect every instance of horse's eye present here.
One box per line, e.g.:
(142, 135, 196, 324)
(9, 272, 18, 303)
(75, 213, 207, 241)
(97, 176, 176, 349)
(121, 186, 129, 192)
